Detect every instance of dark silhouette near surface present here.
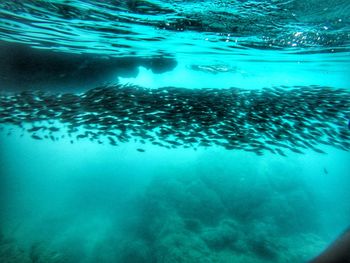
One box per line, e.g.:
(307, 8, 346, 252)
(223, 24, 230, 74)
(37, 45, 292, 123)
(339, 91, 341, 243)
(0, 42, 177, 92)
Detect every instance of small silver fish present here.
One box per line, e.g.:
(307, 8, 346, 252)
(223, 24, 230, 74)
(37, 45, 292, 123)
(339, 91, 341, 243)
(323, 168, 328, 175)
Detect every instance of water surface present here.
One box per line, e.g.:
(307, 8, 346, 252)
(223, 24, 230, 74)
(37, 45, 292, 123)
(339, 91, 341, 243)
(0, 1, 350, 263)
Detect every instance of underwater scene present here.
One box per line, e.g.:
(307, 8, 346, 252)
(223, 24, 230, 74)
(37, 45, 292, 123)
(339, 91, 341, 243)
(0, 1, 350, 262)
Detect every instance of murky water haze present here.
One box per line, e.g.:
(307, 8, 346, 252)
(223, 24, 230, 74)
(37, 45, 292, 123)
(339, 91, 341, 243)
(1, 1, 350, 262)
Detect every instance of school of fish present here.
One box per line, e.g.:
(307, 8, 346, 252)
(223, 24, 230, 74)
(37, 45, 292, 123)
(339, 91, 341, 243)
(0, 84, 349, 156)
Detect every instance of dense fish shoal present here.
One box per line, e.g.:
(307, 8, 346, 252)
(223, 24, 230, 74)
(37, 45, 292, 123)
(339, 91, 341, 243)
(0, 84, 349, 156)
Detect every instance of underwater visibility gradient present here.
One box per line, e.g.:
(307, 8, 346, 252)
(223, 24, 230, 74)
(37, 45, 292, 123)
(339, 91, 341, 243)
(0, 1, 350, 262)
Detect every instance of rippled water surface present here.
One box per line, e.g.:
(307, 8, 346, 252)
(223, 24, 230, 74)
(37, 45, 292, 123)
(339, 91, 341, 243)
(1, 0, 350, 56)
(0, 1, 350, 263)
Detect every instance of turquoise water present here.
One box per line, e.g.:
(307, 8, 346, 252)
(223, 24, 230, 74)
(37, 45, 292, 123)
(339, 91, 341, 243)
(0, 1, 350, 262)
